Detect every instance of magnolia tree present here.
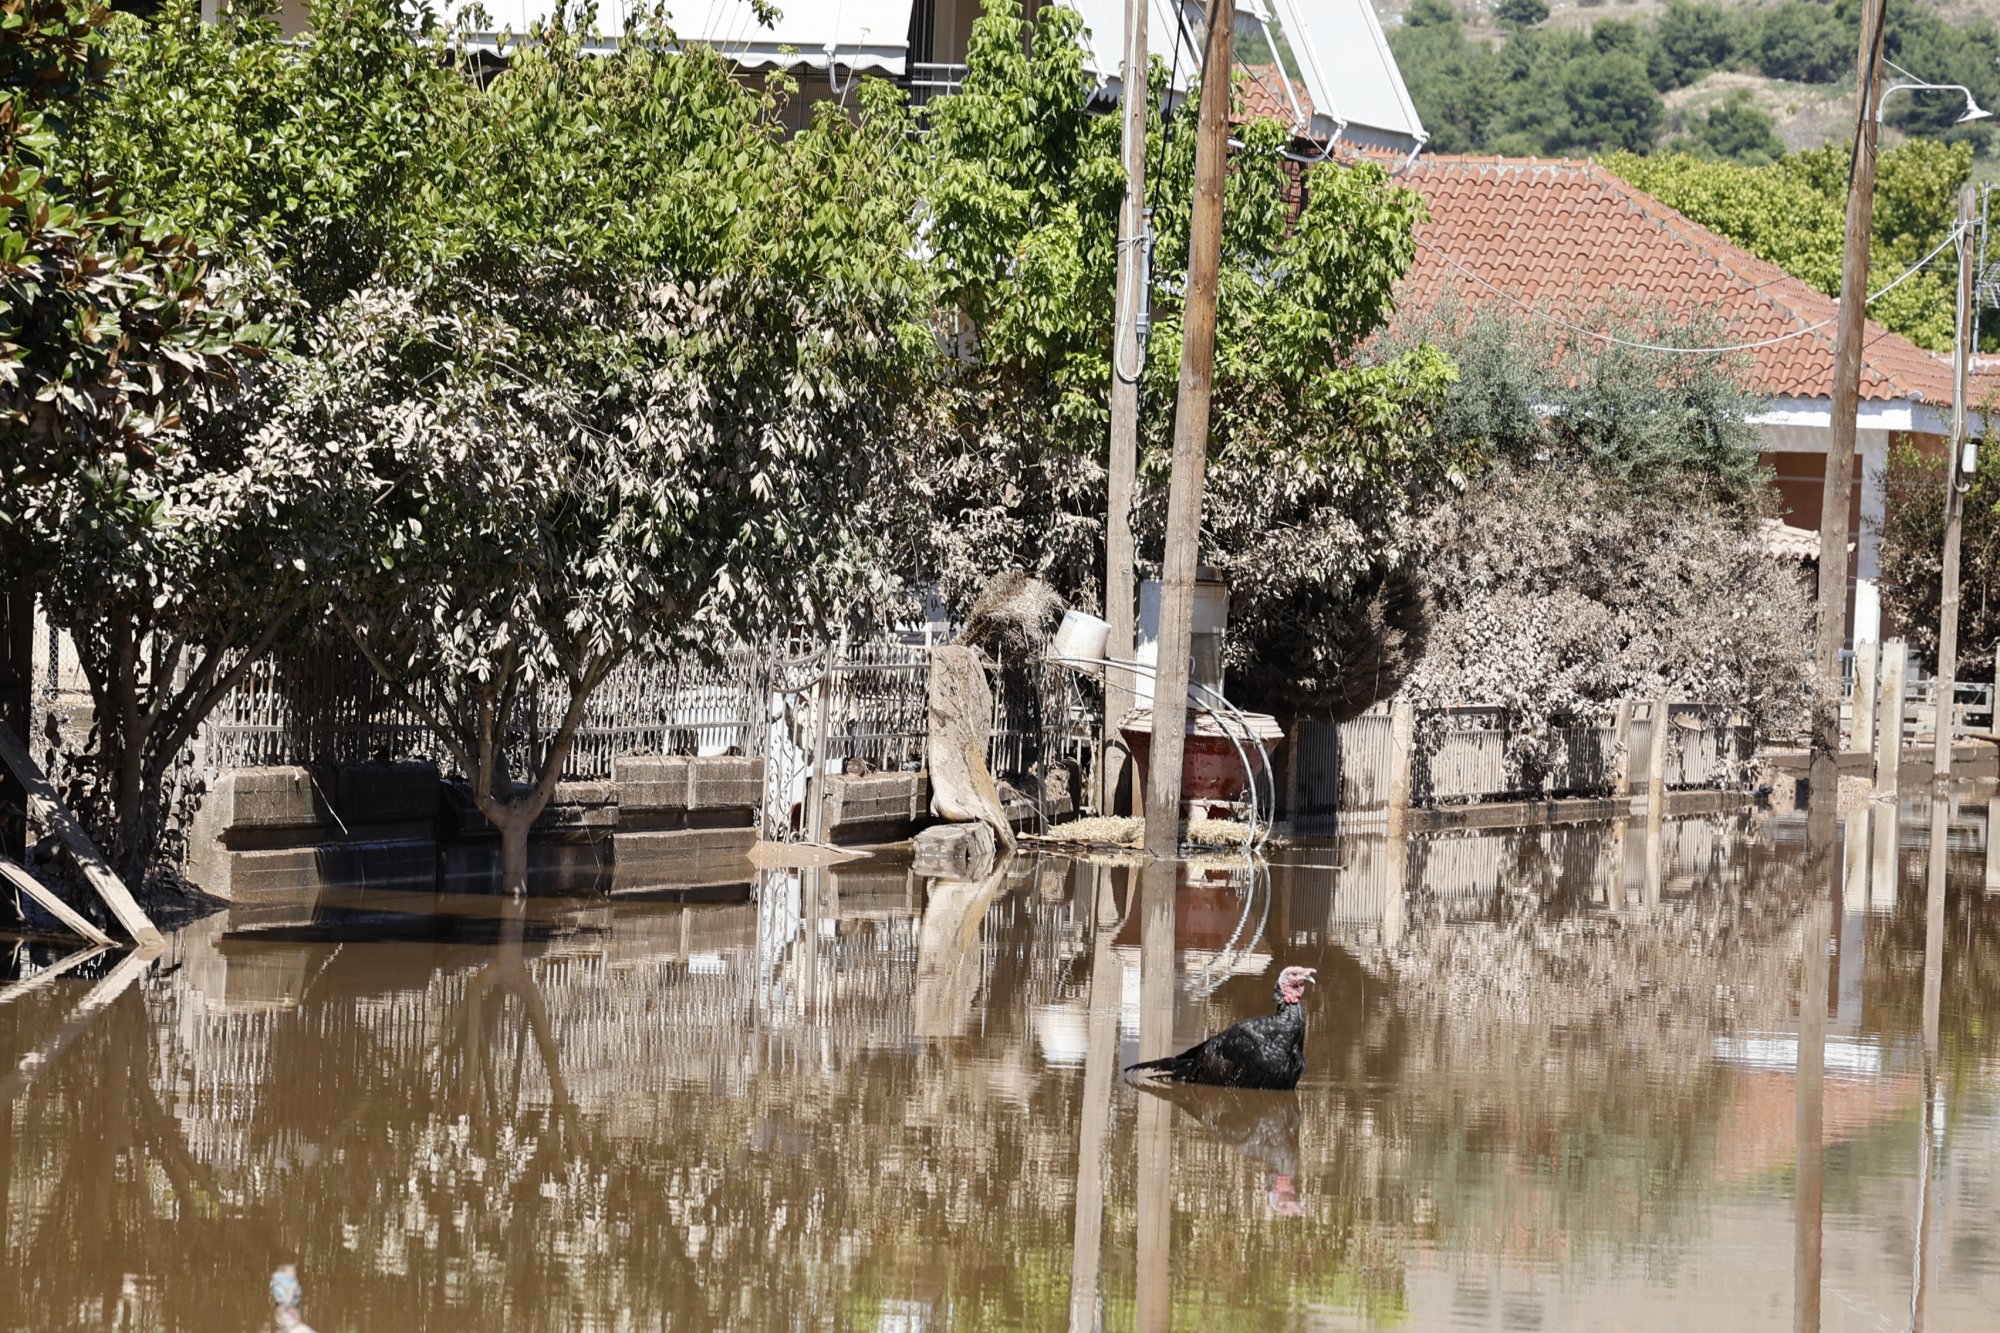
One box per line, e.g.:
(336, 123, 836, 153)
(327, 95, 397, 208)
(2, 0, 294, 883)
(280, 26, 929, 891)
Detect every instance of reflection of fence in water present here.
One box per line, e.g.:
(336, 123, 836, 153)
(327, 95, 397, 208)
(1308, 817, 1752, 940)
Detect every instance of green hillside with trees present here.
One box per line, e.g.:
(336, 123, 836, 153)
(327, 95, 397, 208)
(1389, 0, 1998, 164)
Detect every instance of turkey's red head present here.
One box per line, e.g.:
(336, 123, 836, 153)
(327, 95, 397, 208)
(1276, 966, 1317, 1006)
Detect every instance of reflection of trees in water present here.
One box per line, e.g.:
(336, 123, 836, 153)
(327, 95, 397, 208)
(1354, 815, 1819, 1268)
(1859, 842, 2000, 1066)
(1, 972, 257, 1332)
(2, 867, 1112, 1329)
(2, 817, 1866, 1330)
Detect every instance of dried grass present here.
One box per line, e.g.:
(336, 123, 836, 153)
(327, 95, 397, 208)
(1034, 815, 1253, 851)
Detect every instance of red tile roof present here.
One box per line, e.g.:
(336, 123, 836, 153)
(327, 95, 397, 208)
(1393, 155, 1963, 408)
(1236, 63, 1313, 128)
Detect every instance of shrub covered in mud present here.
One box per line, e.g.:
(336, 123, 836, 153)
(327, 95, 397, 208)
(1388, 302, 1814, 785)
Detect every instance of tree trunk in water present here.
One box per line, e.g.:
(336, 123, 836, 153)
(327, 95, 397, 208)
(113, 739, 151, 889)
(497, 812, 532, 897)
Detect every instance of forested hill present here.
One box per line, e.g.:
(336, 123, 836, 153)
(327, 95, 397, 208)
(1383, 0, 1998, 166)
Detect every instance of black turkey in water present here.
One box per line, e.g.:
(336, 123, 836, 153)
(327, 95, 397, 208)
(1123, 966, 1316, 1090)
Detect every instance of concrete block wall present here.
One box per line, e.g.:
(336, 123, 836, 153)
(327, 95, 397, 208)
(610, 754, 762, 877)
(817, 771, 929, 846)
(183, 755, 939, 902)
(186, 763, 440, 903)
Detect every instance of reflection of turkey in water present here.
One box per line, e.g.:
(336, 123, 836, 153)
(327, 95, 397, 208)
(5, 803, 2000, 1331)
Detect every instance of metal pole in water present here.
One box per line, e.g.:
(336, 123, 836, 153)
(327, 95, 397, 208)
(1933, 187, 1978, 782)
(1101, 0, 1153, 817)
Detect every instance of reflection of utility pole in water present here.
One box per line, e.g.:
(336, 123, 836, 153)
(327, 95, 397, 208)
(1136, 860, 1176, 1333)
(1911, 800, 1949, 1330)
(1871, 794, 1901, 912)
(1986, 793, 2000, 893)
(1835, 808, 1868, 1032)
(1795, 798, 1837, 1332)
(1067, 866, 1125, 1333)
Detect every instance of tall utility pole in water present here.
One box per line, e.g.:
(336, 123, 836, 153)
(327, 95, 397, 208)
(1932, 186, 1978, 780)
(1810, 0, 1888, 800)
(1143, 0, 1233, 859)
(1101, 0, 1152, 815)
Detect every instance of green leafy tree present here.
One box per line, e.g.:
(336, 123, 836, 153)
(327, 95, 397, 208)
(1396, 21, 1665, 158)
(1552, 47, 1662, 153)
(1756, 2, 1849, 84)
(1609, 140, 1975, 353)
(3, 0, 292, 885)
(1670, 90, 1785, 165)
(1387, 6, 1500, 154)
(1393, 0, 1993, 162)
(1495, 0, 1548, 29)
(899, 0, 1460, 720)
(280, 18, 930, 892)
(1649, 0, 1744, 92)
(1879, 1, 2000, 157)
(81, 0, 476, 317)
(49, 0, 927, 893)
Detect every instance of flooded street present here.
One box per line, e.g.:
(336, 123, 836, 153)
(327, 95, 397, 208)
(4, 802, 2000, 1330)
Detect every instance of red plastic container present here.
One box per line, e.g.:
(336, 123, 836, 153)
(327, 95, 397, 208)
(1118, 707, 1283, 813)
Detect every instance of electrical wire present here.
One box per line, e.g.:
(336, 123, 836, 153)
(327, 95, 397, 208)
(1414, 223, 1966, 357)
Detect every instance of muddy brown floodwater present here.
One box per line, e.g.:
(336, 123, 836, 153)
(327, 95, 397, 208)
(4, 798, 2000, 1331)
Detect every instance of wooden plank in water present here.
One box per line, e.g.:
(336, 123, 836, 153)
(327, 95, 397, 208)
(0, 724, 162, 947)
(0, 855, 115, 947)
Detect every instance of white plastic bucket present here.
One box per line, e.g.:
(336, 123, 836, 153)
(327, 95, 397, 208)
(1050, 610, 1111, 663)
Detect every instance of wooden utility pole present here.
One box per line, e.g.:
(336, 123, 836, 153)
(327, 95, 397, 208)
(1101, 0, 1152, 815)
(1810, 0, 1888, 801)
(1142, 0, 1233, 859)
(1933, 186, 1978, 780)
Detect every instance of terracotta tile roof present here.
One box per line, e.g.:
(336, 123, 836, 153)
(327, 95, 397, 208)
(1235, 63, 1313, 128)
(1392, 155, 1960, 408)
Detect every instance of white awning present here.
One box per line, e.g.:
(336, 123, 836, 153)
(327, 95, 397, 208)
(449, 0, 912, 76)
(1068, 0, 1209, 91)
(1067, 0, 1426, 156)
(444, 2, 1423, 152)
